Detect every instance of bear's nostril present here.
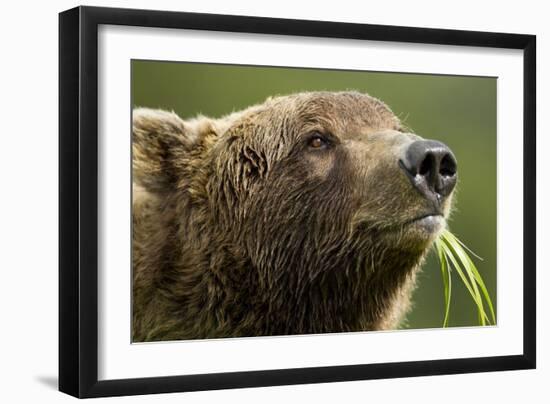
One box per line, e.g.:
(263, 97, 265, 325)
(440, 154, 457, 177)
(418, 154, 434, 176)
(400, 139, 457, 201)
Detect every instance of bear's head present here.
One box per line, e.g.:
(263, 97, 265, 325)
(133, 91, 457, 333)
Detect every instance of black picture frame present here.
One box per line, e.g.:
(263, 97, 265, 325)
(59, 5, 536, 398)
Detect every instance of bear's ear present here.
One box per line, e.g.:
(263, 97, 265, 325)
(133, 108, 199, 194)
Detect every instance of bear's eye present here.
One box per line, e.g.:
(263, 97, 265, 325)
(307, 133, 329, 150)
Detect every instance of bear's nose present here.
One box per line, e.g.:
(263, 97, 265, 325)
(399, 140, 457, 202)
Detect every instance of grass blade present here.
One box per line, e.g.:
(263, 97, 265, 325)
(435, 237, 452, 327)
(441, 231, 488, 325)
(434, 229, 495, 327)
(439, 239, 485, 318)
(442, 231, 496, 324)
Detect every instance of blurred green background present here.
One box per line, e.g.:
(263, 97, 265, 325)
(132, 60, 497, 329)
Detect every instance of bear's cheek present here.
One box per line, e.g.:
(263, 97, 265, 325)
(304, 151, 337, 180)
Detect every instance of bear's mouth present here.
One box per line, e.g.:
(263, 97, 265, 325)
(406, 213, 445, 234)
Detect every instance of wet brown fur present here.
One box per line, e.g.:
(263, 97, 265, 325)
(132, 92, 454, 342)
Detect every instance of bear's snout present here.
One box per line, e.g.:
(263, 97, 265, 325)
(399, 139, 457, 204)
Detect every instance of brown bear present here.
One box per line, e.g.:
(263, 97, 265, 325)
(132, 91, 457, 342)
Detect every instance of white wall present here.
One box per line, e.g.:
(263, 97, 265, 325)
(0, 0, 546, 402)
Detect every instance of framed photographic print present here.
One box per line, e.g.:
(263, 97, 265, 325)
(59, 6, 536, 398)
